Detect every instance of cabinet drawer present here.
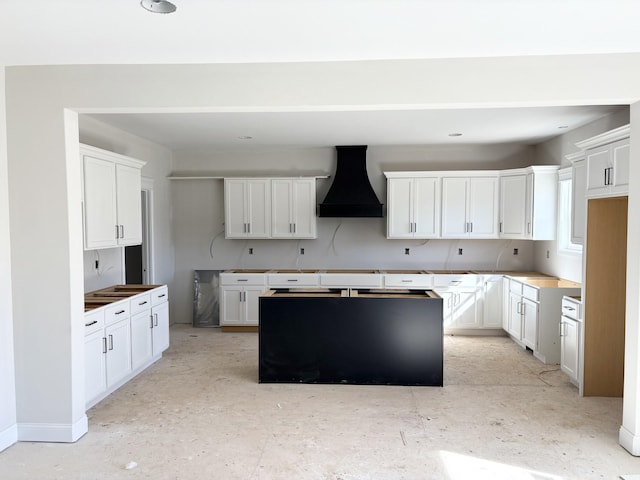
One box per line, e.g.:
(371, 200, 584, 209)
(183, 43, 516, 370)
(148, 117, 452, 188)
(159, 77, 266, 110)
(561, 296, 582, 320)
(220, 274, 267, 286)
(433, 274, 479, 288)
(522, 284, 539, 301)
(104, 299, 130, 325)
(130, 293, 151, 314)
(509, 279, 523, 295)
(320, 274, 382, 288)
(151, 286, 169, 306)
(268, 274, 320, 287)
(384, 274, 433, 288)
(84, 309, 105, 335)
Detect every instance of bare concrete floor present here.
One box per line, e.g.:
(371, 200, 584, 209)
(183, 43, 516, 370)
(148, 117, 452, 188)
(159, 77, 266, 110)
(2, 325, 640, 479)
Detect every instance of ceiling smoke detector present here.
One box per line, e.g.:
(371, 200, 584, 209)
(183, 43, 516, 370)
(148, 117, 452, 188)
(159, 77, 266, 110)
(141, 0, 177, 14)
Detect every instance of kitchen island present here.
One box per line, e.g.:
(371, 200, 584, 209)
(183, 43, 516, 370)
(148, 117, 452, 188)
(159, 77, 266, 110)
(259, 288, 443, 386)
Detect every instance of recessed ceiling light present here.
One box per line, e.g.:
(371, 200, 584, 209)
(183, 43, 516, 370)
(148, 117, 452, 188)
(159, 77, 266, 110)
(448, 133, 463, 137)
(140, 0, 177, 14)
(238, 136, 253, 140)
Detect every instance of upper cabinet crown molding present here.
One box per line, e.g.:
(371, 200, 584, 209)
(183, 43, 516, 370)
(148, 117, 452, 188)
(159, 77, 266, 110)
(574, 124, 630, 150)
(168, 172, 330, 180)
(80, 144, 146, 170)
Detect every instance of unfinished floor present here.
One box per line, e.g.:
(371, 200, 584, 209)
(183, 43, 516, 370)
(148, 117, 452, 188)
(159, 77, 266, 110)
(2, 325, 639, 479)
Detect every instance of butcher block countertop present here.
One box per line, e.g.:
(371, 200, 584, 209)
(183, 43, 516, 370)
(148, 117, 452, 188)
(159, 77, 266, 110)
(84, 284, 163, 311)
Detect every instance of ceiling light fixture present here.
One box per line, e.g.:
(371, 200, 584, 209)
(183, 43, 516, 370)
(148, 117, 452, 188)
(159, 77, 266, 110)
(448, 133, 463, 137)
(140, 0, 177, 14)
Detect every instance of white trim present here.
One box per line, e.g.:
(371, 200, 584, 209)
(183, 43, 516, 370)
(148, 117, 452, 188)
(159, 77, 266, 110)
(574, 124, 630, 150)
(17, 415, 87, 443)
(167, 173, 329, 180)
(141, 178, 155, 284)
(620, 426, 640, 456)
(565, 150, 586, 163)
(80, 143, 146, 169)
(0, 423, 18, 452)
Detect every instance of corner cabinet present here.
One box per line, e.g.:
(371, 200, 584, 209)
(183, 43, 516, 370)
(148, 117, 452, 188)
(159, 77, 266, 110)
(81, 144, 146, 250)
(441, 175, 499, 239)
(385, 174, 440, 239)
(498, 166, 558, 240)
(271, 179, 317, 238)
(224, 177, 318, 239)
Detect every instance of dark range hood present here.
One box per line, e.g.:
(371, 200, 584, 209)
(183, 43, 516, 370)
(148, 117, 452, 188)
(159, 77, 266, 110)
(319, 146, 383, 217)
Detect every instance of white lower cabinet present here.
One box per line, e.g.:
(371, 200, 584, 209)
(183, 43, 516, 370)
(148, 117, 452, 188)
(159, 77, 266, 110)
(521, 297, 539, 351)
(560, 317, 580, 383)
(433, 275, 483, 330)
(220, 273, 267, 326)
(482, 275, 503, 328)
(85, 285, 170, 409)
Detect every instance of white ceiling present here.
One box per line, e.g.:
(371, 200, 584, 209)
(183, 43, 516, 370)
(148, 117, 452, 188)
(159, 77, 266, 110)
(87, 106, 624, 149)
(2, 0, 637, 148)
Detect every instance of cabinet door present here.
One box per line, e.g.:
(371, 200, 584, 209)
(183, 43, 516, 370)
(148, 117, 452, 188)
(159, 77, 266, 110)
(437, 289, 456, 328)
(271, 179, 293, 238)
(524, 172, 534, 239)
(468, 177, 499, 238)
(151, 301, 170, 355)
(221, 287, 243, 325)
(291, 179, 316, 238)
(610, 138, 630, 195)
(571, 159, 587, 245)
(225, 179, 247, 238)
(499, 174, 527, 238)
(115, 164, 142, 246)
(508, 293, 522, 339)
(521, 298, 538, 350)
(502, 278, 511, 331)
(244, 287, 264, 325)
(130, 310, 153, 370)
(441, 177, 468, 238)
(454, 289, 481, 328)
(84, 329, 107, 405)
(560, 318, 579, 381)
(105, 318, 132, 388)
(246, 180, 271, 237)
(585, 145, 611, 196)
(83, 155, 117, 249)
(387, 178, 414, 238)
(413, 177, 440, 237)
(483, 276, 503, 328)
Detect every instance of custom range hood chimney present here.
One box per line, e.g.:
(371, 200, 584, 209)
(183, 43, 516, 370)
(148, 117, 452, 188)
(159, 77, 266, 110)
(319, 146, 383, 217)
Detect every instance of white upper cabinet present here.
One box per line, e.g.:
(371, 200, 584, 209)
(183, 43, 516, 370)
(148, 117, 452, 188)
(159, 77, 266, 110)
(81, 144, 145, 250)
(585, 138, 629, 198)
(224, 178, 271, 238)
(575, 125, 630, 199)
(386, 175, 440, 239)
(567, 152, 586, 245)
(498, 166, 558, 241)
(441, 175, 498, 239)
(499, 173, 527, 238)
(271, 178, 317, 239)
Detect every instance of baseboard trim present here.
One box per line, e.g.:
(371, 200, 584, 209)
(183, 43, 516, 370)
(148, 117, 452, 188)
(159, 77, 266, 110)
(17, 415, 88, 443)
(619, 425, 640, 456)
(0, 423, 18, 452)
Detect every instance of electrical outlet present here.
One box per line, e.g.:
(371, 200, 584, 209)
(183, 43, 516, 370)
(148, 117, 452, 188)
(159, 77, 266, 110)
(458, 248, 463, 255)
(249, 248, 254, 255)
(300, 248, 305, 255)
(513, 248, 519, 255)
(404, 248, 410, 255)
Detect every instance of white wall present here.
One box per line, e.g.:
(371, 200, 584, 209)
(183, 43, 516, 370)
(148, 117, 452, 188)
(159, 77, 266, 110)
(170, 144, 536, 323)
(0, 68, 17, 451)
(532, 109, 630, 282)
(79, 115, 175, 305)
(4, 56, 640, 445)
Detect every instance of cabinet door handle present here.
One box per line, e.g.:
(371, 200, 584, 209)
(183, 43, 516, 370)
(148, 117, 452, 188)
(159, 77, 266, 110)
(115, 225, 120, 239)
(247, 223, 251, 234)
(237, 279, 248, 282)
(150, 315, 154, 329)
(158, 294, 166, 298)
(499, 222, 502, 233)
(138, 300, 148, 306)
(108, 334, 114, 351)
(120, 225, 125, 238)
(287, 279, 298, 282)
(563, 306, 575, 311)
(293, 223, 296, 233)
(239, 291, 243, 302)
(115, 309, 125, 315)
(102, 337, 107, 354)
(85, 320, 98, 327)
(516, 302, 521, 314)
(469, 222, 473, 233)
(154, 313, 158, 327)
(401, 279, 413, 283)
(521, 302, 526, 315)
(527, 222, 532, 234)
